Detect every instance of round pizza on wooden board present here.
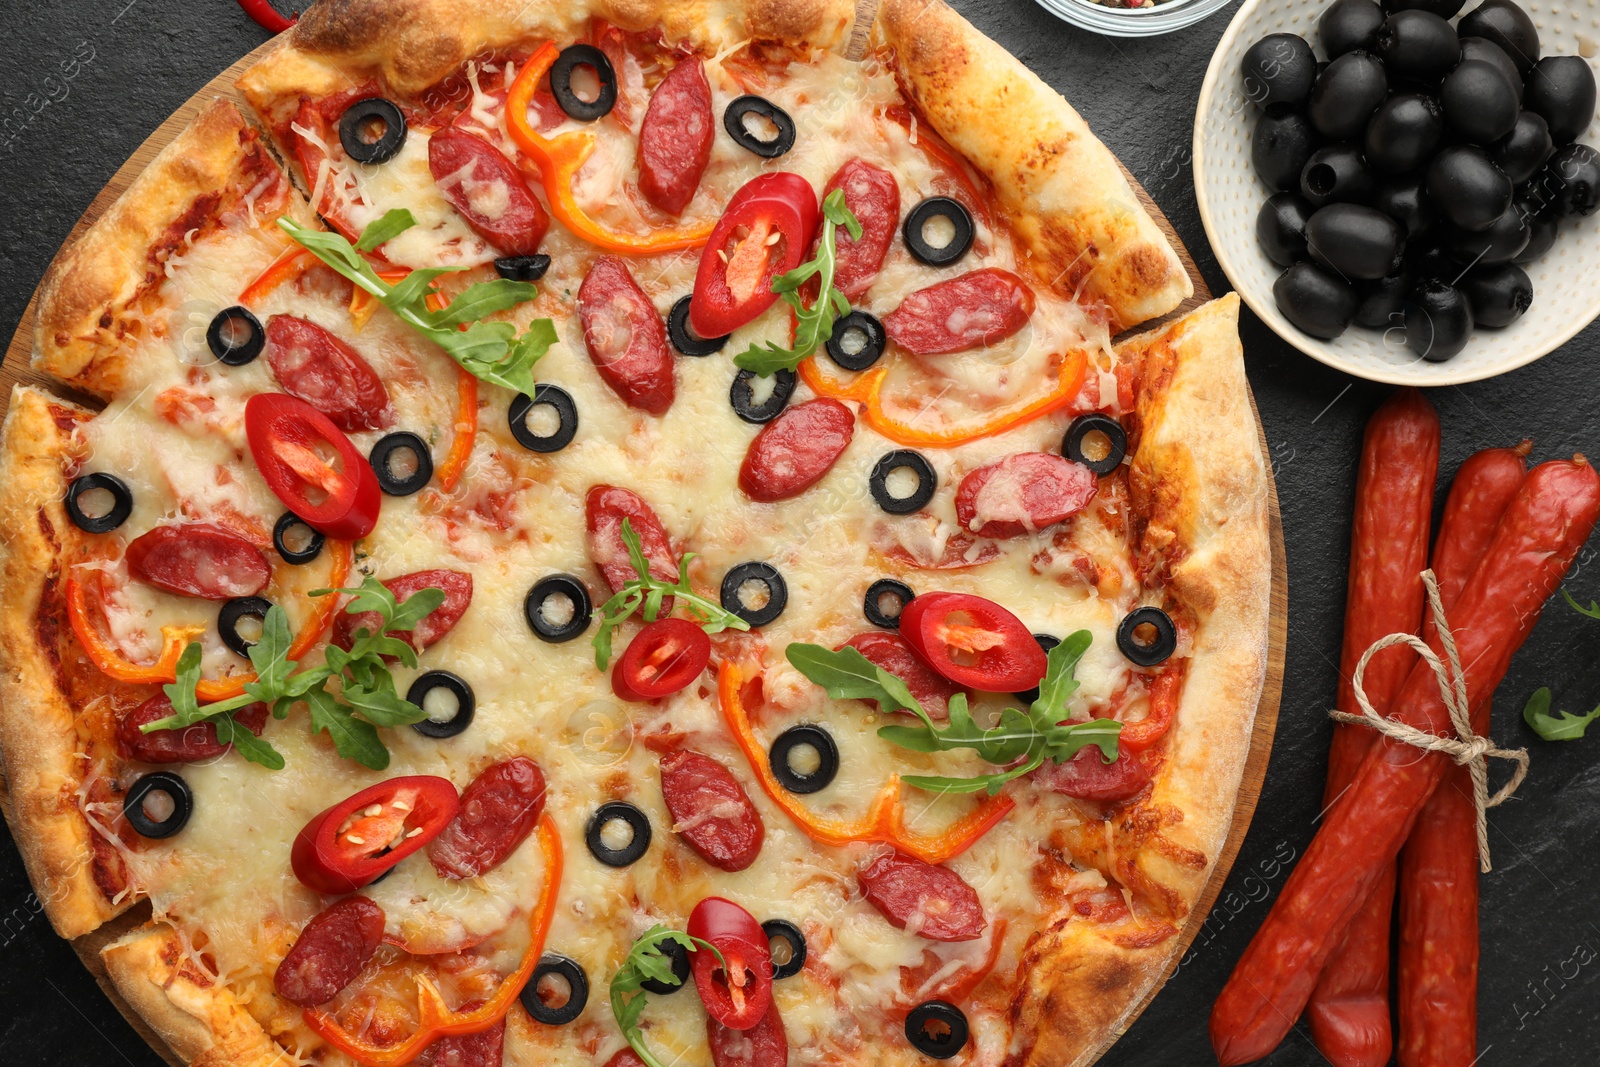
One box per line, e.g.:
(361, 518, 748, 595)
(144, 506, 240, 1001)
(0, 1, 1284, 1065)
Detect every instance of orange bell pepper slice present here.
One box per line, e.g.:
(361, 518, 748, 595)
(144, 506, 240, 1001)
(304, 814, 563, 1065)
(240, 247, 314, 307)
(507, 43, 713, 255)
(717, 661, 1013, 864)
(436, 368, 479, 493)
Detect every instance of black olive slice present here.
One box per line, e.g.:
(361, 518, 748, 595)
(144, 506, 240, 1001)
(720, 562, 787, 627)
(526, 574, 593, 643)
(366, 864, 395, 886)
(769, 724, 839, 795)
(1014, 634, 1062, 705)
(494, 254, 552, 282)
(509, 385, 579, 454)
(825, 311, 886, 371)
(124, 772, 192, 839)
(870, 451, 937, 515)
(1117, 607, 1178, 667)
(724, 96, 796, 158)
(905, 1000, 969, 1059)
(903, 197, 975, 267)
(864, 578, 915, 629)
(668, 295, 729, 356)
(407, 671, 476, 739)
(762, 919, 807, 980)
(206, 306, 265, 366)
(640, 937, 691, 995)
(585, 801, 652, 868)
(273, 511, 325, 565)
(66, 473, 133, 534)
(522, 954, 590, 1025)
(339, 98, 408, 165)
(730, 368, 797, 424)
(1063, 413, 1128, 476)
(369, 432, 433, 496)
(218, 596, 272, 659)
(550, 44, 618, 121)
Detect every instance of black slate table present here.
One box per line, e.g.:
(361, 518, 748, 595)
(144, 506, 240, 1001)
(2, 1, 1596, 1064)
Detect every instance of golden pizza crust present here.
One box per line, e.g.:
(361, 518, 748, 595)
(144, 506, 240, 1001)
(873, 0, 1192, 333)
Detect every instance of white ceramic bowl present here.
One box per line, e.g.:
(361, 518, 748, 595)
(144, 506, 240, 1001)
(1033, 0, 1240, 39)
(1193, 0, 1600, 385)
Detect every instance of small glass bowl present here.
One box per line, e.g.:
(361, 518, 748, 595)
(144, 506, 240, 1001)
(1032, 0, 1239, 38)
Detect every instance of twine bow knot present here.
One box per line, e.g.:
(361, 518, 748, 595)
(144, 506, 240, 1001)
(1329, 569, 1530, 873)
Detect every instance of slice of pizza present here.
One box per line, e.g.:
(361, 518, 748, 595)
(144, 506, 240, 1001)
(0, 2, 1268, 1066)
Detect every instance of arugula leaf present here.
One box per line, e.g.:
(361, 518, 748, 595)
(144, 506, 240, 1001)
(732, 189, 862, 377)
(1523, 687, 1600, 741)
(210, 714, 286, 770)
(591, 520, 750, 670)
(609, 926, 723, 1067)
(280, 214, 557, 397)
(306, 688, 390, 770)
(1562, 587, 1600, 621)
(785, 642, 920, 716)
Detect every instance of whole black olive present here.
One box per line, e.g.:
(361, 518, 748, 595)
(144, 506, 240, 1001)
(1492, 112, 1554, 184)
(1444, 203, 1530, 265)
(1458, 0, 1540, 74)
(1404, 278, 1475, 360)
(1274, 261, 1359, 339)
(1428, 145, 1513, 231)
(1372, 176, 1437, 236)
(1383, 0, 1464, 15)
(1257, 193, 1315, 265)
(1320, 0, 1386, 58)
(1365, 94, 1444, 174)
(1511, 192, 1559, 263)
(1309, 52, 1389, 140)
(1408, 239, 1459, 280)
(1376, 11, 1460, 83)
(1440, 60, 1521, 144)
(1459, 264, 1534, 327)
(1354, 271, 1413, 328)
(1460, 38, 1524, 103)
(1540, 143, 1600, 217)
(1522, 56, 1598, 145)
(1302, 144, 1377, 207)
(1307, 204, 1406, 279)
(1242, 34, 1319, 109)
(1254, 107, 1321, 192)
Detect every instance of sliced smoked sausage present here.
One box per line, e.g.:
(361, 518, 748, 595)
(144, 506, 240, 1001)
(882, 268, 1035, 356)
(953, 453, 1097, 539)
(579, 256, 675, 415)
(265, 315, 394, 433)
(126, 523, 272, 601)
(858, 851, 986, 942)
(738, 398, 855, 502)
(637, 58, 713, 215)
(659, 749, 764, 872)
(428, 127, 549, 255)
(274, 896, 386, 1007)
(428, 757, 547, 879)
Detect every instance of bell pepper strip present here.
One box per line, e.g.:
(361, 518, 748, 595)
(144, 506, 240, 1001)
(506, 43, 714, 255)
(436, 368, 479, 492)
(237, 0, 297, 34)
(795, 347, 1089, 449)
(304, 813, 563, 1066)
(1113, 663, 1183, 753)
(350, 269, 413, 331)
(240, 247, 313, 307)
(881, 105, 992, 233)
(716, 661, 1013, 864)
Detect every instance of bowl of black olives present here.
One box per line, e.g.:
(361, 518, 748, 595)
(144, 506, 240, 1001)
(1194, 0, 1600, 383)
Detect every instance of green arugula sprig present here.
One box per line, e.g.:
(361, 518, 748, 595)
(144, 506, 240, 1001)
(731, 189, 862, 377)
(142, 578, 445, 770)
(609, 926, 723, 1067)
(279, 211, 558, 397)
(785, 631, 1122, 796)
(591, 519, 749, 671)
(1519, 588, 1600, 741)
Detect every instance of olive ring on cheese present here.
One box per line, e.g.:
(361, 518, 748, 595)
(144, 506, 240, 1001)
(521, 954, 590, 1025)
(1063, 413, 1128, 476)
(869, 451, 937, 515)
(272, 512, 325, 566)
(906, 1000, 970, 1059)
(509, 385, 579, 454)
(65, 472, 134, 534)
(720, 561, 788, 627)
(729, 367, 797, 424)
(525, 574, 593, 643)
(338, 97, 407, 165)
(903, 197, 975, 268)
(206, 305, 265, 366)
(218, 596, 273, 659)
(724, 95, 796, 158)
(494, 254, 551, 282)
(550, 44, 617, 122)
(762, 919, 808, 980)
(864, 578, 915, 629)
(668, 295, 729, 356)
(585, 801, 652, 868)
(1117, 606, 1177, 667)
(769, 724, 839, 795)
(369, 432, 434, 496)
(407, 671, 476, 739)
(640, 937, 691, 995)
(825, 310, 887, 372)
(123, 772, 193, 839)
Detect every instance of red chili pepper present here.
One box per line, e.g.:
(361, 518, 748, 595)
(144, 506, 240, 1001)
(236, 0, 297, 35)
(613, 618, 711, 701)
(291, 776, 460, 894)
(687, 897, 773, 1031)
(245, 393, 381, 540)
(688, 172, 820, 339)
(898, 592, 1048, 693)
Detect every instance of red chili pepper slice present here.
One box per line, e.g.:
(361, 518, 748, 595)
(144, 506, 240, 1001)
(613, 618, 711, 701)
(291, 776, 461, 895)
(899, 591, 1047, 693)
(687, 896, 773, 1031)
(245, 393, 381, 541)
(236, 0, 297, 34)
(688, 172, 820, 339)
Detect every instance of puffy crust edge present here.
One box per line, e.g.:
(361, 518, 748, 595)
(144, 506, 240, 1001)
(873, 0, 1192, 333)
(100, 923, 284, 1067)
(0, 386, 124, 938)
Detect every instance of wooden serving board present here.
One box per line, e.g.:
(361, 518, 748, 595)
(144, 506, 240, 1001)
(0, 35, 1287, 1067)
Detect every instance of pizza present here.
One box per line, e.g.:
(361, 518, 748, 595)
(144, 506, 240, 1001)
(0, 0, 1271, 1065)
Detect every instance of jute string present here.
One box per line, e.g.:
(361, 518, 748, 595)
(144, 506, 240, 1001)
(1328, 569, 1529, 873)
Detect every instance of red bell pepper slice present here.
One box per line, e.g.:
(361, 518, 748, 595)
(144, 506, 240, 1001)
(687, 896, 773, 1031)
(613, 618, 711, 701)
(899, 592, 1048, 693)
(291, 776, 460, 894)
(688, 172, 820, 339)
(245, 393, 381, 541)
